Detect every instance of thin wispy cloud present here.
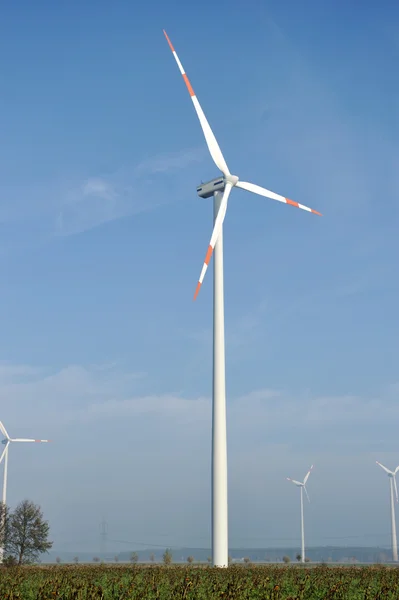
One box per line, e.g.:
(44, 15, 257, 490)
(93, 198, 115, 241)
(0, 146, 205, 247)
(186, 301, 268, 359)
(0, 362, 145, 428)
(134, 147, 205, 175)
(55, 146, 205, 237)
(0, 362, 44, 383)
(0, 360, 395, 455)
(55, 177, 133, 237)
(81, 393, 210, 424)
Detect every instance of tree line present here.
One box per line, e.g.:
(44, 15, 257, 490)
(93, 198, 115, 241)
(0, 499, 52, 566)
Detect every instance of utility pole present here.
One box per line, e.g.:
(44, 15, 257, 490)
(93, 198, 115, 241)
(99, 518, 108, 559)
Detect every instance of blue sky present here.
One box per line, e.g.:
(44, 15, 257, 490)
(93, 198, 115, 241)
(0, 0, 399, 553)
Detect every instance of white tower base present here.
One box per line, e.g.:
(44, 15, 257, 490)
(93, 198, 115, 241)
(212, 190, 228, 568)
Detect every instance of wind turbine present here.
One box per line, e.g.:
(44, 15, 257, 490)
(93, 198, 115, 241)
(376, 460, 399, 562)
(163, 30, 321, 567)
(0, 420, 50, 563)
(287, 465, 313, 563)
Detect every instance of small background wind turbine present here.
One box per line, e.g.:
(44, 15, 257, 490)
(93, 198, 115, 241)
(0, 420, 50, 563)
(163, 29, 321, 568)
(287, 465, 313, 564)
(376, 460, 399, 562)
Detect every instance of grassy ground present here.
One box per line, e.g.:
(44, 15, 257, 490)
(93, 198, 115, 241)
(1, 563, 399, 598)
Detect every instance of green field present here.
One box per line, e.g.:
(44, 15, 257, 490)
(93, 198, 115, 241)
(1, 564, 399, 599)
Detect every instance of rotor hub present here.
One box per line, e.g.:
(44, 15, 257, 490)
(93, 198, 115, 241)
(225, 174, 239, 187)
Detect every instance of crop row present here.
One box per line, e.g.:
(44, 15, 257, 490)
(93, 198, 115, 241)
(1, 564, 399, 599)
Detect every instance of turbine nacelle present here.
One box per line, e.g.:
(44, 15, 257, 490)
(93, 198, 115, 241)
(197, 177, 225, 199)
(376, 461, 399, 478)
(287, 479, 304, 488)
(197, 175, 239, 199)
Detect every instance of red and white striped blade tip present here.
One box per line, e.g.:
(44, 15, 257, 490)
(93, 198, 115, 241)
(193, 245, 213, 301)
(162, 30, 230, 177)
(236, 181, 322, 216)
(163, 30, 174, 51)
(194, 282, 201, 301)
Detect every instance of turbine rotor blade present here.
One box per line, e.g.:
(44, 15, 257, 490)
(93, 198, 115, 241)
(0, 421, 10, 439)
(236, 181, 321, 216)
(163, 30, 230, 176)
(304, 485, 310, 503)
(287, 477, 302, 486)
(0, 441, 9, 464)
(394, 476, 399, 503)
(303, 464, 314, 485)
(376, 461, 393, 475)
(10, 438, 51, 443)
(193, 182, 233, 300)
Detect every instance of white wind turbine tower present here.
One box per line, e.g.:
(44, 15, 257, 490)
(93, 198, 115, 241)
(0, 420, 50, 563)
(287, 465, 313, 563)
(376, 460, 399, 562)
(163, 30, 321, 567)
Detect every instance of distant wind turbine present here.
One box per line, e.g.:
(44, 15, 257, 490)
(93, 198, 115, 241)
(0, 420, 50, 563)
(287, 465, 313, 563)
(376, 460, 399, 562)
